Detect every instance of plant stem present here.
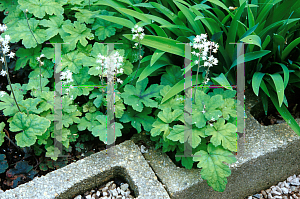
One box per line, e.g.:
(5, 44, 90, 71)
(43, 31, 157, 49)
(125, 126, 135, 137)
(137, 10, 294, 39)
(2, 48, 21, 112)
(194, 56, 201, 104)
(3, 128, 25, 153)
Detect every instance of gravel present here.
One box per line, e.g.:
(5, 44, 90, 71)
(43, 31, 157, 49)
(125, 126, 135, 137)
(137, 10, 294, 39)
(73, 180, 135, 199)
(245, 174, 300, 199)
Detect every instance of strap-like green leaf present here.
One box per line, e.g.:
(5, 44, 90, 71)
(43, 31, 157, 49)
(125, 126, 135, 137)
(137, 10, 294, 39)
(282, 37, 300, 60)
(211, 73, 233, 91)
(95, 15, 134, 29)
(240, 35, 261, 48)
(267, 73, 284, 107)
(269, 90, 300, 136)
(161, 74, 202, 104)
(150, 50, 166, 67)
(228, 50, 271, 73)
(123, 34, 185, 57)
(174, 0, 204, 35)
(225, 1, 247, 61)
(138, 61, 168, 83)
(252, 72, 265, 96)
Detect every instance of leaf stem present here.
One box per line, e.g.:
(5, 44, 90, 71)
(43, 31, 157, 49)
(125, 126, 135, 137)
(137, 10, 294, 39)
(3, 128, 25, 153)
(23, 10, 39, 46)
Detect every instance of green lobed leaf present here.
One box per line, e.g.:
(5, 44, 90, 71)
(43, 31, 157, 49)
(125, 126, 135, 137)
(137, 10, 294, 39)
(205, 118, 237, 152)
(45, 146, 61, 161)
(39, 15, 73, 41)
(0, 122, 6, 147)
(0, 90, 24, 116)
(119, 106, 155, 133)
(61, 21, 94, 51)
(91, 115, 123, 144)
(18, 0, 64, 19)
(14, 46, 42, 70)
(2, 18, 47, 48)
(92, 15, 123, 41)
(10, 112, 51, 147)
(193, 143, 237, 192)
(121, 78, 164, 112)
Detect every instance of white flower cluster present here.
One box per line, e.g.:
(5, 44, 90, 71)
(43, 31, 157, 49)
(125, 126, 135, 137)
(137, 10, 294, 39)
(0, 24, 16, 77)
(0, 69, 7, 77)
(60, 69, 73, 84)
(191, 34, 219, 66)
(36, 54, 45, 66)
(96, 51, 124, 84)
(0, 91, 6, 97)
(131, 25, 145, 47)
(190, 34, 219, 84)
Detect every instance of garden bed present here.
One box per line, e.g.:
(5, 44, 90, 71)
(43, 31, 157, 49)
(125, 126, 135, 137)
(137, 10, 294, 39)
(129, 88, 300, 199)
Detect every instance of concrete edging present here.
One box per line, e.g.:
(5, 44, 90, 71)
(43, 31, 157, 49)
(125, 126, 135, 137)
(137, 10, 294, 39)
(1, 140, 170, 199)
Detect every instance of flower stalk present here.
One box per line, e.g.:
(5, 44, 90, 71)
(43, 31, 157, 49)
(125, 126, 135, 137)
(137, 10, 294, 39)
(0, 24, 21, 112)
(36, 54, 45, 93)
(130, 25, 145, 85)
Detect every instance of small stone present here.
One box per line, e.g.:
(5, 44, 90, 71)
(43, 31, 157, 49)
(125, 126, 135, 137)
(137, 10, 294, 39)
(273, 196, 282, 199)
(86, 195, 92, 199)
(103, 192, 108, 196)
(125, 190, 131, 197)
(271, 189, 281, 195)
(283, 196, 288, 199)
(111, 183, 116, 190)
(116, 196, 122, 199)
(120, 183, 129, 192)
(292, 194, 299, 199)
(276, 186, 283, 194)
(106, 181, 114, 188)
(291, 186, 297, 192)
(261, 190, 267, 198)
(281, 187, 289, 194)
(253, 193, 262, 198)
(290, 178, 300, 186)
(120, 189, 125, 196)
(268, 193, 273, 199)
(102, 187, 108, 192)
(116, 187, 121, 194)
(96, 191, 101, 196)
(74, 195, 82, 199)
(266, 189, 271, 194)
(248, 196, 253, 199)
(111, 189, 118, 197)
(91, 193, 96, 198)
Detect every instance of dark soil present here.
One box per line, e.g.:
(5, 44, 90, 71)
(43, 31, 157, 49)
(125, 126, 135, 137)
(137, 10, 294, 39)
(250, 86, 300, 126)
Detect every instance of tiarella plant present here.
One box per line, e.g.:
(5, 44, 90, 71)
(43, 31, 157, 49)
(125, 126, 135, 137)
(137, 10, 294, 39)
(0, 0, 299, 193)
